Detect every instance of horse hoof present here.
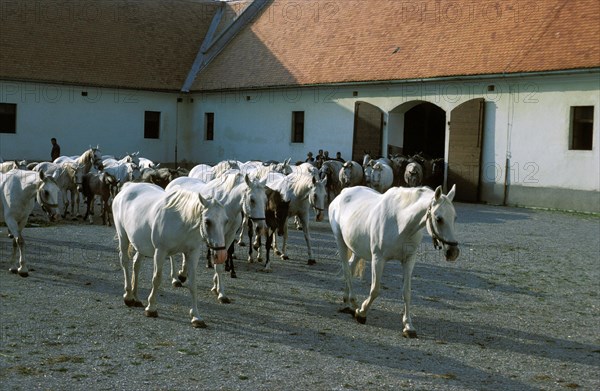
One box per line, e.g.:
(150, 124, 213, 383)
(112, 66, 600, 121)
(238, 241, 246, 247)
(178, 275, 187, 283)
(338, 307, 355, 315)
(9, 267, 18, 274)
(275, 250, 282, 256)
(192, 319, 207, 328)
(281, 255, 289, 260)
(402, 330, 418, 339)
(307, 259, 316, 265)
(144, 310, 158, 318)
(18, 271, 29, 278)
(218, 296, 231, 304)
(230, 272, 237, 278)
(124, 299, 144, 308)
(172, 280, 183, 288)
(354, 313, 367, 324)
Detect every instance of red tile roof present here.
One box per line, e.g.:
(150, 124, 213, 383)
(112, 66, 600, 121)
(1, 1, 598, 92)
(0, 0, 219, 91)
(192, 0, 600, 91)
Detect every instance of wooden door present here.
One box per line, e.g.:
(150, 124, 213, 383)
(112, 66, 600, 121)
(352, 101, 383, 162)
(447, 98, 485, 202)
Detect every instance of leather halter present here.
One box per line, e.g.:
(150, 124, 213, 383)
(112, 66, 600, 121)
(426, 203, 458, 250)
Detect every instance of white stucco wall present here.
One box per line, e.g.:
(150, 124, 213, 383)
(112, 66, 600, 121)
(1, 72, 598, 211)
(0, 81, 183, 164)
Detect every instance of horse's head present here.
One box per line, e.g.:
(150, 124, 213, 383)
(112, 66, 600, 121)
(404, 162, 423, 187)
(266, 187, 290, 236)
(426, 185, 459, 261)
(36, 171, 60, 221)
(86, 146, 104, 170)
(198, 195, 228, 265)
(309, 175, 327, 222)
(243, 175, 268, 235)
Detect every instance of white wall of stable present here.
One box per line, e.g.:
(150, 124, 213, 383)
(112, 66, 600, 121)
(192, 71, 599, 211)
(1, 71, 598, 212)
(0, 81, 181, 163)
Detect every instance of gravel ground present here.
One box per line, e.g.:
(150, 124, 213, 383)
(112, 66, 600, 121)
(0, 202, 599, 390)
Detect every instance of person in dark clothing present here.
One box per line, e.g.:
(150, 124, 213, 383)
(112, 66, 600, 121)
(335, 152, 345, 162)
(51, 138, 61, 161)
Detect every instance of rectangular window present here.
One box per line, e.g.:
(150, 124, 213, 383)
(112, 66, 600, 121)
(569, 106, 594, 150)
(0, 103, 17, 134)
(291, 111, 304, 143)
(205, 112, 214, 141)
(144, 111, 161, 139)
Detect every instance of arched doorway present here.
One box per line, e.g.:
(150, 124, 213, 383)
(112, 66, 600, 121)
(403, 102, 446, 157)
(352, 101, 384, 162)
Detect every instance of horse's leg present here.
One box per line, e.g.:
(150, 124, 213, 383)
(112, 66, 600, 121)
(205, 247, 213, 269)
(331, 223, 356, 312)
(247, 220, 254, 263)
(275, 220, 289, 260)
(129, 251, 145, 307)
(145, 248, 167, 318)
(118, 237, 135, 306)
(170, 256, 183, 287)
(226, 243, 236, 278)
(254, 233, 264, 263)
(6, 219, 28, 277)
(401, 255, 418, 338)
(355, 256, 385, 324)
(237, 215, 248, 246)
(298, 212, 315, 265)
(61, 188, 69, 218)
(264, 230, 273, 272)
(211, 263, 230, 304)
(185, 249, 206, 328)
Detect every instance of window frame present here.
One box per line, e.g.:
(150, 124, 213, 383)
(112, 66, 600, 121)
(144, 110, 161, 139)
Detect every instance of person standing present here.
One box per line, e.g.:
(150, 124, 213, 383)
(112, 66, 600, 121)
(51, 138, 61, 161)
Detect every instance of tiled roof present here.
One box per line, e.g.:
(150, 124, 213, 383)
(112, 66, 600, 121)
(0, 0, 219, 91)
(192, 0, 600, 91)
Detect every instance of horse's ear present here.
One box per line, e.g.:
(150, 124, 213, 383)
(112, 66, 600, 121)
(447, 184, 456, 202)
(284, 158, 291, 166)
(321, 176, 327, 186)
(198, 193, 209, 208)
(434, 186, 443, 201)
(244, 174, 252, 187)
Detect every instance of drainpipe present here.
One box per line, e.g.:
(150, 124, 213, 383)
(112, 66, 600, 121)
(503, 85, 514, 205)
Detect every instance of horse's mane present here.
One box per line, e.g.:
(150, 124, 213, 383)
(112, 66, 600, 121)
(164, 189, 205, 228)
(390, 186, 431, 209)
(287, 173, 315, 195)
(221, 172, 243, 192)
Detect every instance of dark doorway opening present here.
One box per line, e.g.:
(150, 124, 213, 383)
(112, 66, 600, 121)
(403, 102, 446, 158)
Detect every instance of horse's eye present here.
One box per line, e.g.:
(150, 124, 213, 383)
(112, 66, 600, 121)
(44, 190, 49, 198)
(435, 216, 443, 224)
(204, 219, 212, 227)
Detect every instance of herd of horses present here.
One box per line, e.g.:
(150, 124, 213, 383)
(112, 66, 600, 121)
(0, 147, 459, 337)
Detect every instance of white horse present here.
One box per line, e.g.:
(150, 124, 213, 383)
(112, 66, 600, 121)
(33, 162, 84, 217)
(339, 160, 364, 188)
(0, 160, 27, 173)
(329, 185, 459, 338)
(0, 169, 60, 277)
(266, 172, 327, 265)
(137, 157, 156, 170)
(369, 161, 394, 193)
(112, 183, 229, 328)
(166, 172, 268, 279)
(54, 146, 104, 173)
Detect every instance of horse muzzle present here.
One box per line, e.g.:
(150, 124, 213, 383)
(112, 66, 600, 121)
(444, 245, 460, 262)
(315, 209, 324, 222)
(212, 248, 227, 265)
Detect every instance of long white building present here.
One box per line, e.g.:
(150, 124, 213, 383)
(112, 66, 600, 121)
(1, 0, 598, 212)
